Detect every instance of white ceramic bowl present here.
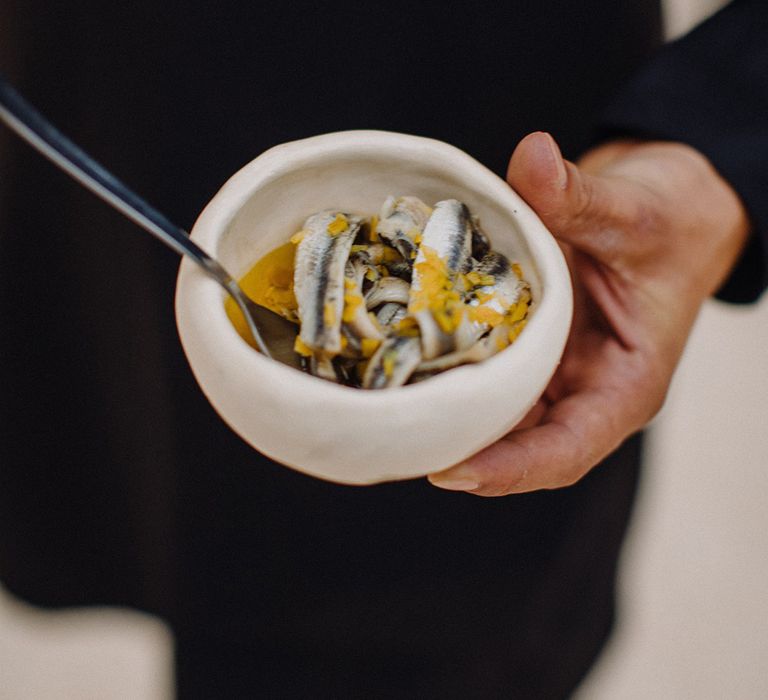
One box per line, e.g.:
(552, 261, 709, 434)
(175, 130, 572, 485)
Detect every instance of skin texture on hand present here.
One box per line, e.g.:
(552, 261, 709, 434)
(428, 132, 750, 496)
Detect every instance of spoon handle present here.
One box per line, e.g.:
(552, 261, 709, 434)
(0, 74, 275, 357)
(0, 75, 221, 269)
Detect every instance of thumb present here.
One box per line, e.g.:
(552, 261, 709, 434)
(506, 132, 627, 258)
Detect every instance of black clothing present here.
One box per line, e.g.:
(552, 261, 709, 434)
(0, 2, 764, 698)
(601, 0, 768, 303)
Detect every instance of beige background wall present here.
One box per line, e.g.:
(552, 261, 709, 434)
(576, 296, 768, 699)
(3, 2, 765, 698)
(577, 2, 767, 691)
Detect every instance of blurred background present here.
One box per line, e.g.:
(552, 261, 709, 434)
(2, 0, 766, 698)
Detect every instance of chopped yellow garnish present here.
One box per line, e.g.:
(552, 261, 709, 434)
(475, 290, 495, 304)
(369, 216, 380, 242)
(409, 246, 466, 333)
(361, 338, 381, 358)
(465, 271, 496, 287)
(350, 244, 368, 254)
(343, 277, 357, 290)
(294, 335, 313, 357)
(383, 352, 396, 378)
(327, 213, 349, 235)
(398, 327, 421, 338)
(324, 302, 336, 326)
(394, 316, 420, 337)
(409, 246, 447, 314)
(508, 319, 528, 343)
(290, 229, 307, 245)
(509, 290, 531, 323)
(364, 267, 378, 282)
(342, 292, 363, 323)
(512, 262, 524, 279)
(509, 304, 525, 323)
(407, 228, 422, 242)
(434, 306, 465, 334)
(469, 306, 505, 327)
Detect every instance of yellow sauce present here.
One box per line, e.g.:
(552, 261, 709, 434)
(224, 241, 298, 347)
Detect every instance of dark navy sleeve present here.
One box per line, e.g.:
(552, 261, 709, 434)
(598, 0, 768, 302)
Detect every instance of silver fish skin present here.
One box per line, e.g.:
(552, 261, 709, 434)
(362, 335, 422, 389)
(409, 199, 475, 359)
(384, 260, 412, 282)
(364, 276, 411, 309)
(294, 210, 362, 355)
(470, 215, 491, 259)
(464, 250, 526, 343)
(416, 324, 506, 373)
(341, 255, 384, 350)
(375, 302, 408, 327)
(471, 251, 524, 306)
(415, 199, 474, 273)
(347, 242, 413, 280)
(310, 353, 340, 382)
(376, 195, 432, 261)
(364, 243, 397, 266)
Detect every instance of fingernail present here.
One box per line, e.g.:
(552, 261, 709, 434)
(537, 132, 568, 190)
(430, 478, 479, 492)
(428, 465, 479, 492)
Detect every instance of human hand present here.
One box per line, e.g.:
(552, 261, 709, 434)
(428, 131, 750, 496)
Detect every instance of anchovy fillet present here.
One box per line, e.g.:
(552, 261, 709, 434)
(294, 210, 362, 355)
(376, 195, 432, 261)
(464, 250, 526, 342)
(342, 253, 384, 350)
(362, 335, 422, 389)
(365, 276, 411, 309)
(409, 199, 475, 359)
(375, 302, 408, 327)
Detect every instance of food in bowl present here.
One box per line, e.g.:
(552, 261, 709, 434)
(227, 195, 531, 388)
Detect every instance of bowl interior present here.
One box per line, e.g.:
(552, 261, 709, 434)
(214, 139, 544, 309)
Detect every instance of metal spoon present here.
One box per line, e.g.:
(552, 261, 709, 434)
(0, 74, 301, 369)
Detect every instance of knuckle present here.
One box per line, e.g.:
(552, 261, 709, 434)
(484, 467, 531, 497)
(630, 359, 671, 425)
(555, 461, 591, 489)
(572, 174, 596, 225)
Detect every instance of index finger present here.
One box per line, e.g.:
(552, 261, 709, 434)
(427, 387, 629, 496)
